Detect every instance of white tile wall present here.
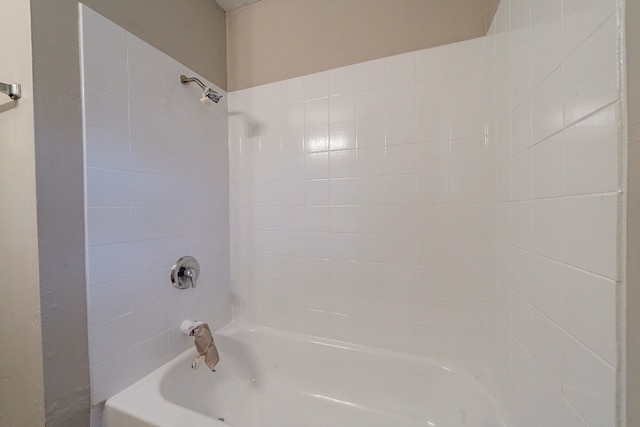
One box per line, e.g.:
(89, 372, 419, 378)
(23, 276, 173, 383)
(80, 5, 231, 407)
(80, 1, 623, 425)
(486, 0, 621, 425)
(229, 36, 490, 369)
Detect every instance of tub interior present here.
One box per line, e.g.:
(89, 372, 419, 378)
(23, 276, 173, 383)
(151, 326, 507, 427)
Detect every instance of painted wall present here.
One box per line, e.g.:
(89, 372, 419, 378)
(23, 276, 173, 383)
(627, 0, 640, 423)
(80, 7, 231, 425)
(486, 0, 621, 426)
(0, 1, 45, 426)
(227, 0, 500, 91)
(24, 0, 229, 425)
(30, 1, 91, 424)
(229, 36, 490, 369)
(82, 0, 227, 90)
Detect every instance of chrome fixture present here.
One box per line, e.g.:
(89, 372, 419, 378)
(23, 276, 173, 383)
(171, 256, 200, 289)
(1, 81, 21, 100)
(180, 74, 222, 104)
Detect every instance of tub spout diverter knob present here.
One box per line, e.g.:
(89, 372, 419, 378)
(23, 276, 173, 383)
(171, 256, 200, 289)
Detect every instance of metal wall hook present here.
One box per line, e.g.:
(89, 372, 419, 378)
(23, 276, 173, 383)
(1, 82, 21, 100)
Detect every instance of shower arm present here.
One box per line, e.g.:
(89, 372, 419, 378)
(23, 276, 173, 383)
(180, 75, 207, 90)
(180, 74, 222, 104)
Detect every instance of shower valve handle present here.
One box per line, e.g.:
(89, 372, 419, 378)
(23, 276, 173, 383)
(170, 256, 200, 290)
(185, 268, 197, 288)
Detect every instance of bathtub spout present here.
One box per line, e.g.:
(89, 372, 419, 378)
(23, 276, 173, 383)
(180, 319, 204, 336)
(181, 320, 220, 371)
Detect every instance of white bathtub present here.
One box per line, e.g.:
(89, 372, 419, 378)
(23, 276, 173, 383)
(105, 323, 508, 427)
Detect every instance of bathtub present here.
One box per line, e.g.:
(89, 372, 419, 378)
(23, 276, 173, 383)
(105, 323, 508, 427)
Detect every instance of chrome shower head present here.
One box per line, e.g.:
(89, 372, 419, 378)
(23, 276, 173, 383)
(180, 74, 223, 105)
(202, 88, 222, 104)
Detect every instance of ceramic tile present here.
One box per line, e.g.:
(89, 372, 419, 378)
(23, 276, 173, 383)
(450, 138, 487, 172)
(416, 78, 450, 112)
(356, 117, 386, 148)
(89, 313, 136, 364)
(415, 141, 449, 173)
(531, 69, 563, 144)
(416, 109, 450, 141)
(85, 126, 130, 170)
(329, 149, 356, 178)
(449, 171, 487, 204)
(329, 92, 356, 123)
(386, 144, 417, 175)
(132, 269, 166, 309)
(356, 147, 385, 177)
(81, 6, 127, 61)
(354, 59, 385, 91)
(303, 71, 329, 100)
(386, 113, 418, 145)
(564, 104, 619, 195)
(88, 278, 133, 326)
(531, 199, 563, 261)
(531, 0, 562, 86)
(564, 194, 617, 279)
(84, 86, 130, 135)
(329, 178, 355, 205)
(562, 266, 617, 365)
(127, 34, 162, 78)
(532, 132, 563, 199)
(385, 174, 416, 205)
(281, 77, 304, 104)
(563, 0, 617, 58)
(355, 205, 386, 234)
(90, 348, 137, 403)
(356, 88, 385, 119)
(562, 334, 616, 427)
(510, 149, 533, 201)
(129, 67, 162, 108)
(87, 207, 132, 246)
(511, 97, 532, 154)
(305, 98, 329, 128)
(451, 104, 486, 140)
(304, 179, 330, 206)
(416, 173, 449, 204)
(305, 152, 329, 179)
(86, 168, 131, 207)
(83, 50, 128, 99)
(451, 68, 486, 108)
(564, 15, 619, 126)
(386, 81, 416, 116)
(509, 0, 532, 109)
(329, 65, 355, 96)
(416, 43, 449, 82)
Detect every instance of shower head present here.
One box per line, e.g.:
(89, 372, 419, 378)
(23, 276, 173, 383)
(180, 75, 222, 105)
(201, 87, 222, 104)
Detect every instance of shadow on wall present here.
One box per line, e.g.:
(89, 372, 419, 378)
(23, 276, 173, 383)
(229, 111, 265, 138)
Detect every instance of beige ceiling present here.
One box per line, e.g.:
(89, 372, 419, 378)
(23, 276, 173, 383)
(226, 0, 501, 90)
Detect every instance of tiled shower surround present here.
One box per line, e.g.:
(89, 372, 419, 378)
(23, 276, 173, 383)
(80, 6, 231, 406)
(486, 0, 620, 426)
(230, 38, 490, 367)
(79, 0, 624, 425)
(230, 0, 623, 425)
